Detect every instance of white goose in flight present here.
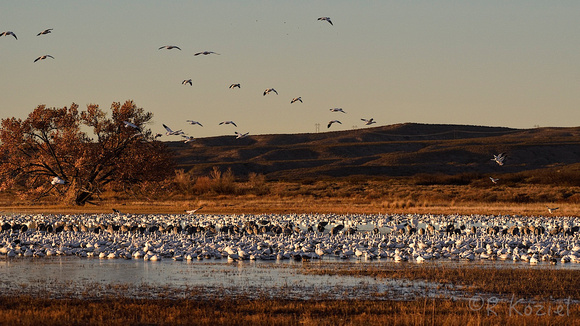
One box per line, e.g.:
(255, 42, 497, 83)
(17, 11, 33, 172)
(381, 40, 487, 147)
(327, 120, 342, 128)
(235, 131, 249, 139)
(182, 79, 193, 86)
(182, 135, 195, 143)
(489, 177, 499, 184)
(492, 153, 506, 166)
(34, 55, 54, 63)
(291, 97, 302, 104)
(194, 51, 219, 56)
(546, 206, 559, 214)
(229, 83, 241, 89)
(0, 31, 17, 39)
(219, 121, 237, 127)
(361, 118, 375, 125)
(263, 88, 278, 96)
(318, 17, 333, 25)
(123, 121, 142, 133)
(51, 176, 66, 185)
(159, 45, 181, 50)
(163, 124, 184, 136)
(186, 120, 203, 127)
(330, 108, 346, 113)
(185, 206, 204, 214)
(37, 28, 53, 36)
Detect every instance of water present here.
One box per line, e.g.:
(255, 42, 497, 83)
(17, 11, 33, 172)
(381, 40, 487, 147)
(0, 256, 467, 300)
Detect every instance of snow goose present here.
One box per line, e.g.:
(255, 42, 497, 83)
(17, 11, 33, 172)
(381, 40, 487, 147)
(219, 121, 237, 127)
(235, 131, 249, 139)
(158, 45, 181, 50)
(34, 55, 54, 62)
(492, 153, 506, 166)
(0, 31, 17, 39)
(162, 124, 184, 136)
(37, 28, 53, 36)
(186, 120, 203, 127)
(361, 118, 375, 125)
(318, 17, 333, 25)
(194, 51, 219, 56)
(51, 176, 66, 185)
(291, 97, 302, 104)
(182, 135, 195, 143)
(546, 206, 559, 214)
(263, 88, 278, 96)
(123, 121, 142, 133)
(330, 108, 346, 113)
(327, 120, 342, 128)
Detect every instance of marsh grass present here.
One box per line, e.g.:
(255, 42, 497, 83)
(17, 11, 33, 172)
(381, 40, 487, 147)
(299, 262, 580, 301)
(0, 295, 578, 325)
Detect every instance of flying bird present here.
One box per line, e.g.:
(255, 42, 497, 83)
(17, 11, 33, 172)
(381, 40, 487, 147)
(186, 120, 203, 127)
(330, 108, 346, 113)
(51, 176, 66, 185)
(318, 17, 333, 25)
(361, 118, 376, 125)
(291, 97, 302, 104)
(492, 153, 506, 166)
(219, 121, 237, 127)
(489, 177, 499, 184)
(194, 51, 220, 56)
(185, 206, 204, 214)
(37, 28, 53, 36)
(162, 124, 184, 136)
(182, 135, 195, 143)
(229, 83, 241, 89)
(182, 79, 193, 86)
(158, 45, 181, 50)
(235, 131, 249, 139)
(0, 31, 17, 39)
(546, 206, 559, 214)
(263, 88, 278, 96)
(34, 55, 54, 63)
(123, 121, 142, 132)
(327, 120, 342, 128)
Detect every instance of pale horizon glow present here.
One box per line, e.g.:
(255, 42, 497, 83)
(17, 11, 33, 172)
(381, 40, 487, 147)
(1, 1, 579, 139)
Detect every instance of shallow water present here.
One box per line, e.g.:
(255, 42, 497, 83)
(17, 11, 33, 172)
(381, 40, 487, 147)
(0, 256, 468, 300)
(0, 255, 576, 300)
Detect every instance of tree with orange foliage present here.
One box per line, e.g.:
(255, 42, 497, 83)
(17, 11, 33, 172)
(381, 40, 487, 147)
(0, 100, 174, 205)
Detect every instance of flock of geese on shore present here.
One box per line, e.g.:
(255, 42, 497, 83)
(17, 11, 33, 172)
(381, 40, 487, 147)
(0, 212, 578, 266)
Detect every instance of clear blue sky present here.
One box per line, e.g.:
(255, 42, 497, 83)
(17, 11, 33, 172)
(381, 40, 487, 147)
(1, 1, 579, 139)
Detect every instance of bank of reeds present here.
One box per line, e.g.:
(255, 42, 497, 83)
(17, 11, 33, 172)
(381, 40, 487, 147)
(300, 263, 580, 301)
(0, 295, 578, 326)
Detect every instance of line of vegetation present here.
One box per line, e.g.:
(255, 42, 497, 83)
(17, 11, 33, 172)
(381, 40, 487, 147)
(0, 295, 578, 325)
(299, 262, 580, 301)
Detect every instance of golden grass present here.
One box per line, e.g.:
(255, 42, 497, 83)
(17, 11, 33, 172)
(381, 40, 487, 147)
(300, 262, 580, 301)
(1, 196, 578, 216)
(2, 180, 579, 215)
(0, 296, 578, 326)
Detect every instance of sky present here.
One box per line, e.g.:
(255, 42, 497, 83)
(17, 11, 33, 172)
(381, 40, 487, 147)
(1, 1, 579, 139)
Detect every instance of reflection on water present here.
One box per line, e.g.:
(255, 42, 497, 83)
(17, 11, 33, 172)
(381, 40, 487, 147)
(0, 257, 466, 300)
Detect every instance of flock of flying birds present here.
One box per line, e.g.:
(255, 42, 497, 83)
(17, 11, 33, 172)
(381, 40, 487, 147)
(146, 16, 372, 142)
(2, 22, 560, 215)
(2, 17, 373, 142)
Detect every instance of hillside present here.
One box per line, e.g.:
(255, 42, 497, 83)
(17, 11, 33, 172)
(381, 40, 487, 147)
(165, 123, 580, 181)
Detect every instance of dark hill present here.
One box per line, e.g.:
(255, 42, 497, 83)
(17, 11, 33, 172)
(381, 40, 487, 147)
(165, 123, 580, 180)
